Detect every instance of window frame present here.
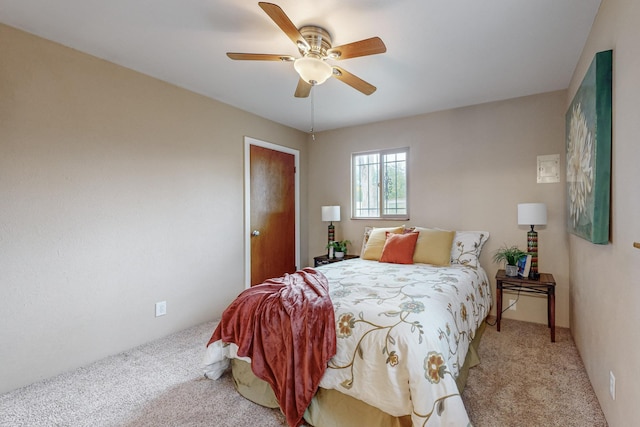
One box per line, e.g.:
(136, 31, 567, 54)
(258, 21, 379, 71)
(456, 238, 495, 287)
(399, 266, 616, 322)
(351, 147, 410, 221)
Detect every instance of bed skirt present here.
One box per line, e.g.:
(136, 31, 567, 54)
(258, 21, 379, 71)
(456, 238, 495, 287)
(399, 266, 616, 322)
(230, 321, 486, 427)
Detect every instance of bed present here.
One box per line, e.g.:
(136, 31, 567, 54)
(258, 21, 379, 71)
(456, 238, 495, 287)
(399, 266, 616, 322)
(203, 227, 491, 427)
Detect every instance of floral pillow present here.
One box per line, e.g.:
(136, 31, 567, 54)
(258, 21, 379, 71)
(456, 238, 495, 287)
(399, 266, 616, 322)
(360, 226, 374, 255)
(450, 231, 490, 268)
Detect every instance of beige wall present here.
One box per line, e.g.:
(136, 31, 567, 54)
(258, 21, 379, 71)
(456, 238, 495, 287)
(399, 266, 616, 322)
(309, 90, 570, 328)
(566, 0, 640, 425)
(0, 24, 308, 394)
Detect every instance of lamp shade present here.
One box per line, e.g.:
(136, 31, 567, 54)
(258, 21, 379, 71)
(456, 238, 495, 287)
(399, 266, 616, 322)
(294, 57, 333, 85)
(321, 206, 340, 222)
(518, 203, 547, 226)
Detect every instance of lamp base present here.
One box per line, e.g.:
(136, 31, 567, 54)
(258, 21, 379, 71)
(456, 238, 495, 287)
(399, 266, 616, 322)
(527, 228, 538, 276)
(327, 223, 335, 257)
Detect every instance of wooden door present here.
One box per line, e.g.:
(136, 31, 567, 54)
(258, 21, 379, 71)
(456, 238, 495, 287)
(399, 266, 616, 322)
(249, 144, 296, 286)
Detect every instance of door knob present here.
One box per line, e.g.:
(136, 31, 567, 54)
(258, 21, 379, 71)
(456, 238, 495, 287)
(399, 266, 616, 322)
(251, 230, 260, 237)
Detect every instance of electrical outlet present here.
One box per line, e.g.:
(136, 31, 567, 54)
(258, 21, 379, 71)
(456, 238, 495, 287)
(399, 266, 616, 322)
(508, 299, 517, 311)
(609, 371, 616, 400)
(155, 301, 167, 317)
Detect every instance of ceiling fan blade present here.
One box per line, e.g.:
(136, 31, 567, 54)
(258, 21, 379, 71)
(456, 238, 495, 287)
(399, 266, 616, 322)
(227, 53, 295, 61)
(258, 2, 310, 51)
(327, 37, 387, 60)
(294, 78, 312, 98)
(331, 66, 377, 95)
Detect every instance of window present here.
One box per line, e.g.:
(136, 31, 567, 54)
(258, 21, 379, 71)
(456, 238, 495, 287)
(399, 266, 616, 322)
(352, 148, 409, 219)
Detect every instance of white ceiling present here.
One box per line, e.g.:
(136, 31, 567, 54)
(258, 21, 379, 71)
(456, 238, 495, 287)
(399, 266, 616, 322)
(1, 0, 601, 132)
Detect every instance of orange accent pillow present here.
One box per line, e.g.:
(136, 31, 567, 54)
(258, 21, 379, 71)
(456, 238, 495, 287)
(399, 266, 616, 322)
(379, 231, 419, 264)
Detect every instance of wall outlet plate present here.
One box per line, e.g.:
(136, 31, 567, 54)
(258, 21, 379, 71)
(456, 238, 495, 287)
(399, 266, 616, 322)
(155, 301, 167, 317)
(609, 371, 616, 400)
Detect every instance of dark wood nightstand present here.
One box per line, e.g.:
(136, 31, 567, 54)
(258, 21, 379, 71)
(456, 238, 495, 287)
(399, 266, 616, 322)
(314, 254, 359, 267)
(495, 269, 557, 342)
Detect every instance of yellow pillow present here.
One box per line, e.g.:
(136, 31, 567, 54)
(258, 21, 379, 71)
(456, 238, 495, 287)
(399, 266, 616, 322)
(413, 227, 455, 266)
(361, 226, 404, 260)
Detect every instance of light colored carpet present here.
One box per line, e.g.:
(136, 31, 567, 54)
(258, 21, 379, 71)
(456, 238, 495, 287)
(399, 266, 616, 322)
(0, 321, 287, 427)
(0, 318, 606, 426)
(462, 317, 607, 427)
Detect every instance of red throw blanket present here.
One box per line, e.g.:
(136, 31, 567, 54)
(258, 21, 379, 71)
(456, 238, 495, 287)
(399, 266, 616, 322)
(207, 268, 336, 427)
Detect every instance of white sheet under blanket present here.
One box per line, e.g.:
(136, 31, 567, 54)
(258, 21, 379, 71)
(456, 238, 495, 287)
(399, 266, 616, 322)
(203, 341, 248, 380)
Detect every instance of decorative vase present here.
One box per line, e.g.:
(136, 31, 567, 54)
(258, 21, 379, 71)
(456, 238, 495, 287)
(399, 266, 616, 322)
(505, 265, 518, 277)
(335, 251, 345, 259)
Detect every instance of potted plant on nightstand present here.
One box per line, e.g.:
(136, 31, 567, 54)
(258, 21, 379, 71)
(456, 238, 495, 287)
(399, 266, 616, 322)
(328, 240, 351, 259)
(492, 245, 527, 277)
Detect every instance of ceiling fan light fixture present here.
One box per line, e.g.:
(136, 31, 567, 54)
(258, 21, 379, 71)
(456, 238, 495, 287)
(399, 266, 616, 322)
(294, 56, 332, 85)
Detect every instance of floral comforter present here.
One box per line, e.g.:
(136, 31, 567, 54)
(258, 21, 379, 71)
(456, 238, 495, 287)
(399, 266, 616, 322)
(315, 258, 491, 426)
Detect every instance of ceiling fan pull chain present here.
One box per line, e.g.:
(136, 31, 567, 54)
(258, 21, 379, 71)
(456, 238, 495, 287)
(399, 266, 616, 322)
(310, 87, 316, 140)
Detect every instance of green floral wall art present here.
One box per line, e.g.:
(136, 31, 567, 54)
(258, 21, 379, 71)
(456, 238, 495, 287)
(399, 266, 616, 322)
(566, 49, 612, 244)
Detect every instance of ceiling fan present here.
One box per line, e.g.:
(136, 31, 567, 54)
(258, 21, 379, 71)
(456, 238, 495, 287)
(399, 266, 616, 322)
(227, 2, 387, 98)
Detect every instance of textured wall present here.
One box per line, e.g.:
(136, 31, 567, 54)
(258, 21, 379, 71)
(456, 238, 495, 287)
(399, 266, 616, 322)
(310, 90, 570, 328)
(566, 0, 640, 425)
(0, 24, 308, 394)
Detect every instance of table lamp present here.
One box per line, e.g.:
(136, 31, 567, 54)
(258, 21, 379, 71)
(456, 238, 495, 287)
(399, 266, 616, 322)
(321, 206, 340, 257)
(518, 203, 547, 278)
